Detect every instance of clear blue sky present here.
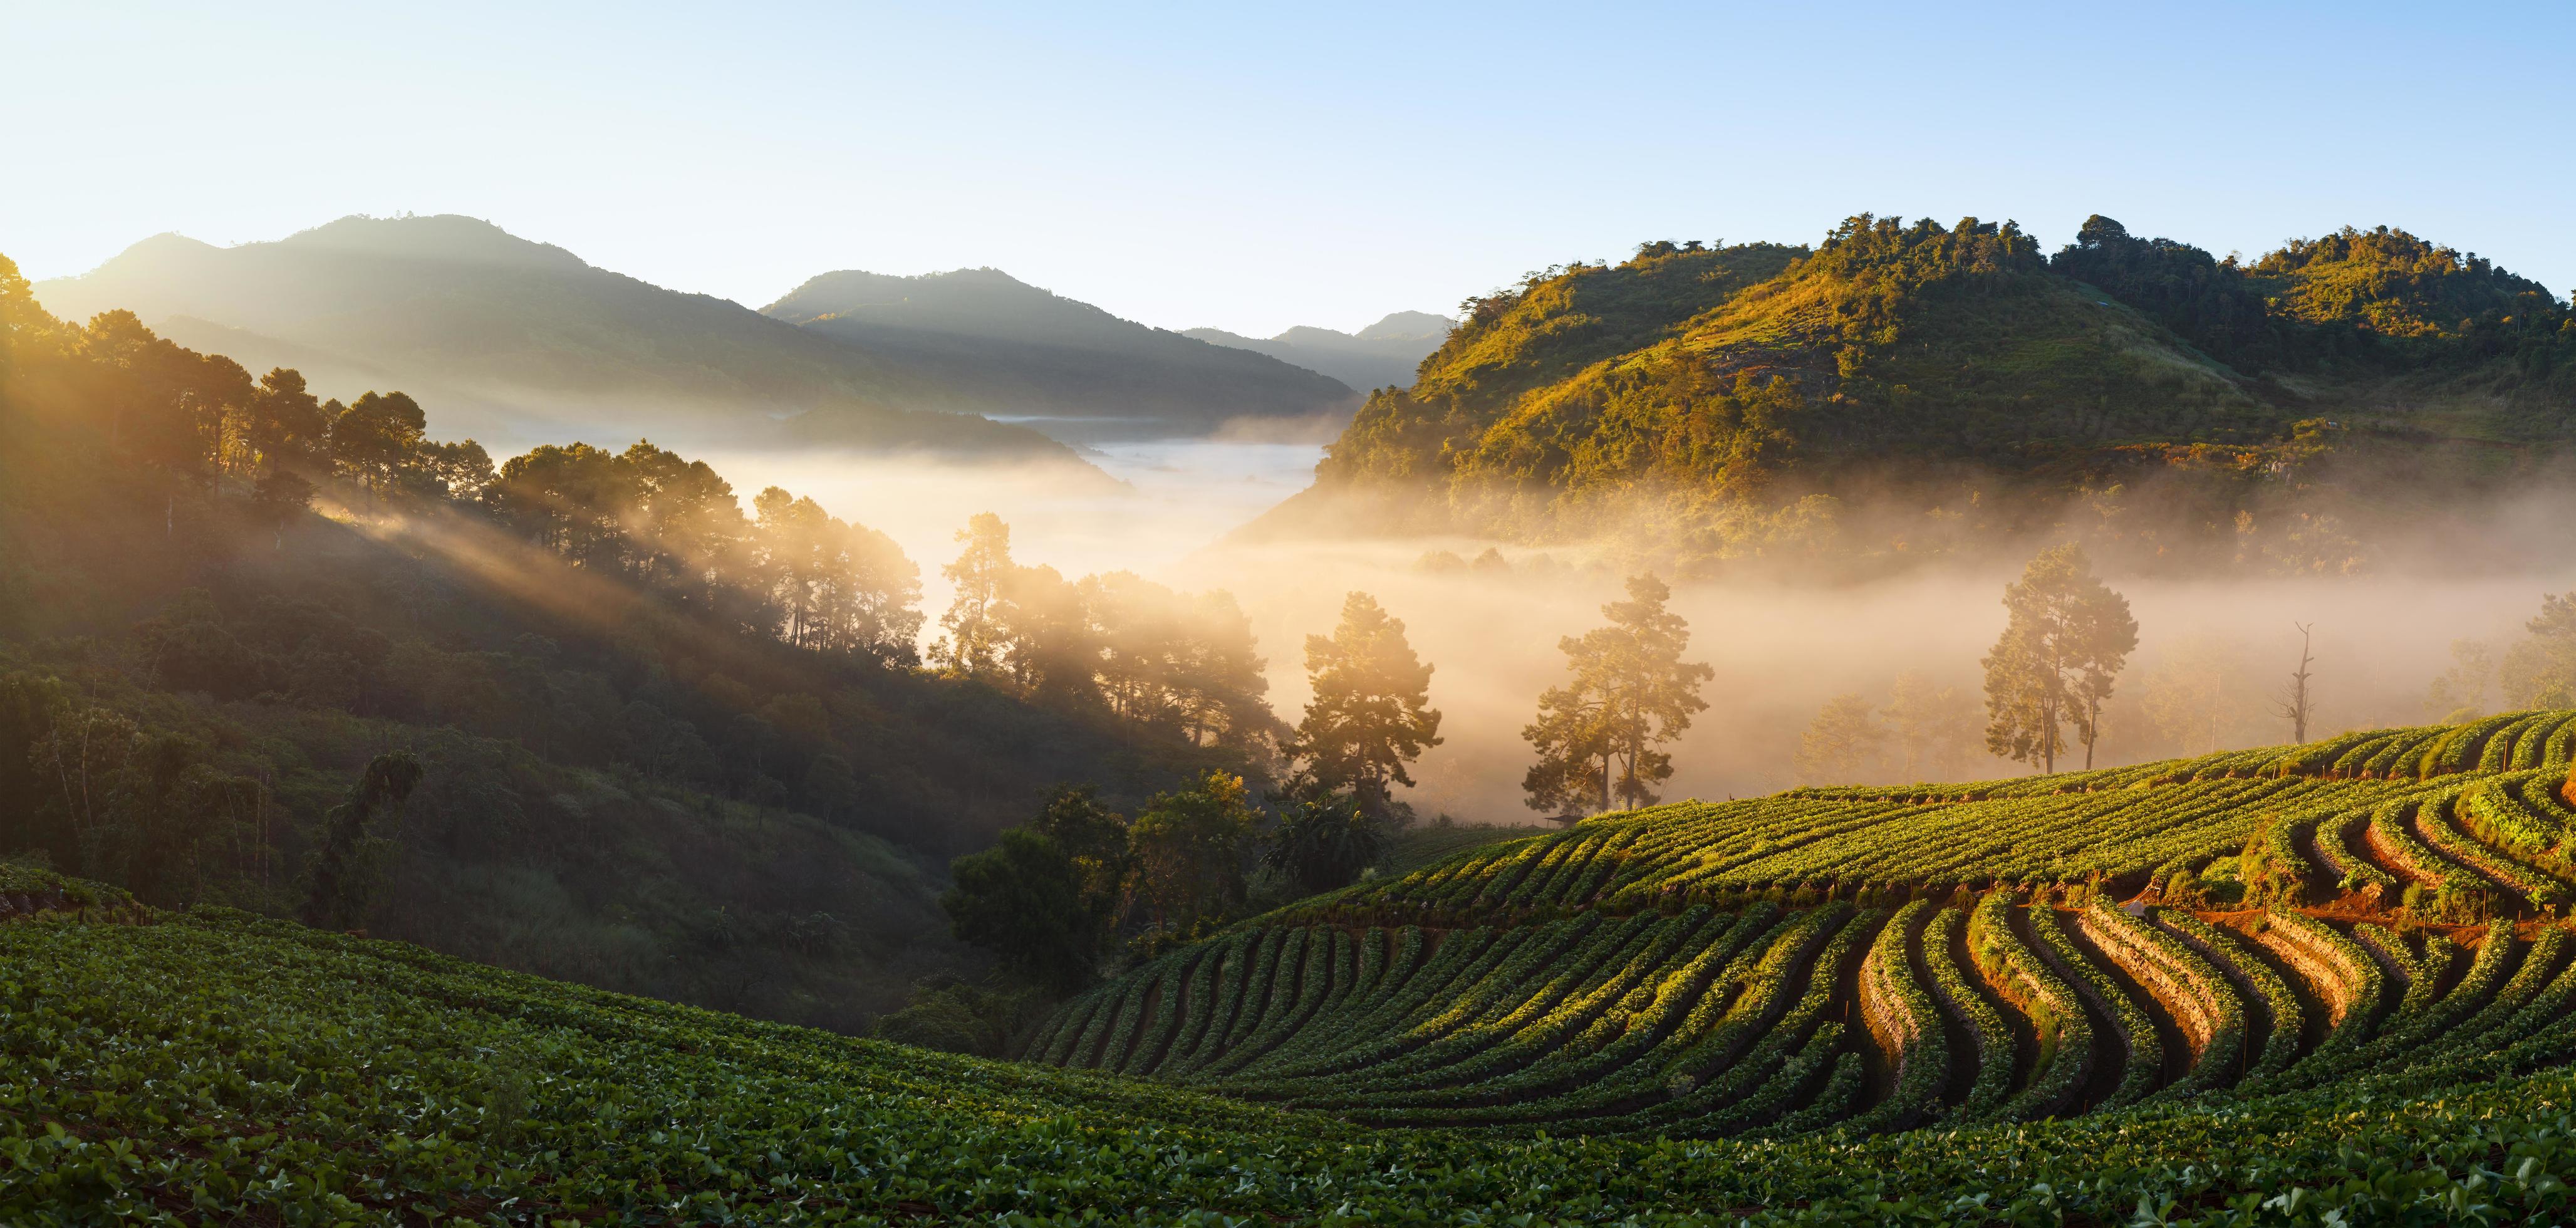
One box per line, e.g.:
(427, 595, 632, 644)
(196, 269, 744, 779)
(8, 1, 2571, 336)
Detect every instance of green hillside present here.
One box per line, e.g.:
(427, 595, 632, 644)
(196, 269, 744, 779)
(1033, 714, 2576, 1137)
(764, 268, 1358, 439)
(15, 725, 2576, 1224)
(1270, 216, 2576, 573)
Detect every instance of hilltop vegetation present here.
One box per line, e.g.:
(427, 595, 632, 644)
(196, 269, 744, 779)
(1273, 215, 2576, 575)
(14, 721, 2576, 1224)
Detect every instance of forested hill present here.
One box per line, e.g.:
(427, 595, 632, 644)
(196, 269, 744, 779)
(0, 251, 1260, 1030)
(764, 269, 1359, 439)
(30, 216, 1076, 457)
(1262, 216, 2576, 575)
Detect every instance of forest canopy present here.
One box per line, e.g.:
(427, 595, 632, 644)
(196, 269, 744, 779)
(1277, 212, 2576, 579)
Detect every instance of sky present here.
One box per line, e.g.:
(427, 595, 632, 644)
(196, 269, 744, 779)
(7, 1, 2573, 338)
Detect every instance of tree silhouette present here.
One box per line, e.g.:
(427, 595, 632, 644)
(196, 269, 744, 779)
(1796, 694, 1888, 784)
(300, 751, 423, 930)
(1296, 593, 1441, 822)
(934, 513, 1014, 677)
(1522, 575, 1711, 814)
(1981, 544, 2139, 773)
(2273, 622, 2319, 742)
(1261, 794, 1384, 893)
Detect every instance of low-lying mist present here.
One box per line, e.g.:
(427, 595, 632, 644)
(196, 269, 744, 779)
(704, 441, 2576, 825)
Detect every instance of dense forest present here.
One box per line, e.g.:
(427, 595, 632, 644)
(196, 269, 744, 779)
(0, 251, 1274, 1028)
(1272, 215, 2576, 576)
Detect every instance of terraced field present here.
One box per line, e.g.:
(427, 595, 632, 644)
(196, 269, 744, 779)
(15, 716, 2576, 1223)
(1029, 711, 2576, 1138)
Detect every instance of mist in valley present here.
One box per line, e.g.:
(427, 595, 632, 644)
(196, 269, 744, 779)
(698, 433, 2576, 825)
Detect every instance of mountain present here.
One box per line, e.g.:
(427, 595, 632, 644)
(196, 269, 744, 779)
(1257, 217, 2576, 575)
(1183, 310, 1454, 392)
(31, 216, 1070, 457)
(762, 268, 1359, 441)
(24, 714, 2576, 1219)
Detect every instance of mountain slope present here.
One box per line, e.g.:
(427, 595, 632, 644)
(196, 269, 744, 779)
(32, 217, 1077, 457)
(0, 259, 1254, 1029)
(764, 268, 1359, 440)
(1260, 216, 2576, 573)
(1183, 310, 1453, 392)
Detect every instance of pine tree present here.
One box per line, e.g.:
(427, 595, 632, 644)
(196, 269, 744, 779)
(1521, 575, 1713, 813)
(933, 513, 1013, 676)
(1296, 593, 1441, 822)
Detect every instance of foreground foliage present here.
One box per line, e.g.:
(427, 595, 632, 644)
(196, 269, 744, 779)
(10, 900, 2576, 1225)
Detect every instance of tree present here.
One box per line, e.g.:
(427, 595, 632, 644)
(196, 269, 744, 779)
(2423, 638, 2495, 722)
(1173, 590, 1276, 751)
(1981, 544, 2139, 773)
(1883, 671, 1980, 779)
(933, 513, 1014, 677)
(1796, 694, 1888, 784)
(249, 470, 313, 551)
(1296, 593, 1441, 821)
(2273, 622, 2319, 743)
(940, 827, 1098, 991)
(1261, 794, 1384, 893)
(1128, 771, 1260, 936)
(995, 563, 1099, 707)
(1030, 784, 1133, 925)
(1521, 575, 1712, 814)
(301, 751, 423, 930)
(2502, 593, 2576, 709)
(245, 367, 327, 473)
(752, 486, 922, 660)
(2139, 635, 2264, 757)
(326, 391, 428, 499)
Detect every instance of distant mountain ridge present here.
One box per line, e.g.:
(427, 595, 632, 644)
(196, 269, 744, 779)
(34, 215, 1349, 454)
(764, 268, 1358, 440)
(1184, 310, 1453, 392)
(36, 216, 1074, 457)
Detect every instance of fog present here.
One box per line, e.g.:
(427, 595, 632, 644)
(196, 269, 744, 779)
(707, 437, 2576, 825)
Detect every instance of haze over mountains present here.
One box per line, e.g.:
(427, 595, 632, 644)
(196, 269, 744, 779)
(33, 214, 1372, 455)
(1184, 311, 1453, 392)
(762, 268, 1359, 441)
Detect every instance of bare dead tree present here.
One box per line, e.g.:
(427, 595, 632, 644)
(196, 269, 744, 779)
(2273, 622, 2317, 743)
